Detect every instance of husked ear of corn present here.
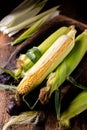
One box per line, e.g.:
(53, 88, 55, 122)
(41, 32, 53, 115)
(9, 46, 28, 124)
(16, 27, 76, 95)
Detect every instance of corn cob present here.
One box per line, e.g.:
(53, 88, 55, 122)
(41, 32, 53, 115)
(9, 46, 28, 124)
(16, 27, 76, 95)
(60, 91, 87, 128)
(39, 29, 87, 104)
(15, 26, 71, 78)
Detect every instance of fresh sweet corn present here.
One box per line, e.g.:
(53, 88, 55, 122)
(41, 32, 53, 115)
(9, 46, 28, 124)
(15, 26, 71, 78)
(16, 27, 76, 95)
(39, 29, 87, 104)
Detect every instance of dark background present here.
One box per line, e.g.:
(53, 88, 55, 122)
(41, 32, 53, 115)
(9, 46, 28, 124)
(0, 0, 87, 24)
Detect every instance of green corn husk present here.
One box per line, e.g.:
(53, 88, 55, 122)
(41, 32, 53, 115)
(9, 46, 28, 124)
(67, 76, 87, 90)
(2, 6, 59, 36)
(60, 91, 87, 128)
(0, 0, 40, 28)
(2, 111, 45, 130)
(0, 0, 36, 27)
(39, 30, 87, 104)
(11, 0, 37, 13)
(0, 84, 16, 90)
(11, 11, 59, 45)
(0, 0, 48, 36)
(15, 26, 72, 78)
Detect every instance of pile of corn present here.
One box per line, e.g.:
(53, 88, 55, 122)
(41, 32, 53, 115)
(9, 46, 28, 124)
(1, 25, 87, 130)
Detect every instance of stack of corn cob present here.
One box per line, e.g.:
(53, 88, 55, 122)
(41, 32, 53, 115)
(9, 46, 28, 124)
(1, 24, 87, 130)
